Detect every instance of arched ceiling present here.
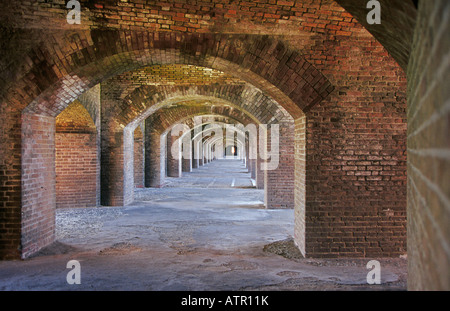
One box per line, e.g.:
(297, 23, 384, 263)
(108, 64, 247, 100)
(144, 101, 255, 134)
(102, 63, 292, 128)
(0, 0, 412, 141)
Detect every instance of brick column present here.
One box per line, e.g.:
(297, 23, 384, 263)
(101, 122, 126, 206)
(203, 143, 208, 164)
(198, 140, 204, 166)
(166, 130, 182, 177)
(191, 140, 198, 169)
(21, 113, 56, 259)
(263, 120, 295, 209)
(245, 136, 250, 170)
(250, 159, 256, 179)
(145, 126, 166, 187)
(256, 153, 264, 189)
(182, 132, 192, 173)
(133, 126, 144, 188)
(294, 116, 306, 256)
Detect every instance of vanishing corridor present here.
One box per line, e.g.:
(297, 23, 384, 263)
(0, 0, 448, 291)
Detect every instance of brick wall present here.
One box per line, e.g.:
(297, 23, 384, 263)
(166, 130, 182, 178)
(302, 34, 407, 257)
(406, 0, 450, 290)
(134, 126, 144, 188)
(265, 119, 295, 209)
(55, 133, 97, 208)
(55, 101, 98, 209)
(21, 113, 55, 259)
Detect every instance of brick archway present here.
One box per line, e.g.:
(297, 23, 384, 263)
(0, 24, 407, 261)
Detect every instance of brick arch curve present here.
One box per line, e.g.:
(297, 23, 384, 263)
(16, 32, 333, 119)
(142, 100, 258, 135)
(112, 83, 291, 133)
(203, 135, 245, 162)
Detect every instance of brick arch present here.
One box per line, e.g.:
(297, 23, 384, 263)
(171, 118, 251, 160)
(106, 64, 248, 102)
(140, 105, 292, 210)
(202, 133, 246, 153)
(103, 79, 298, 201)
(105, 84, 293, 205)
(15, 32, 333, 119)
(202, 135, 245, 162)
(144, 102, 256, 134)
(168, 118, 250, 177)
(112, 83, 291, 132)
(111, 87, 292, 204)
(171, 117, 252, 169)
(117, 93, 295, 201)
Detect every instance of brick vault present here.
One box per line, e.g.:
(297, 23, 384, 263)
(0, 0, 448, 290)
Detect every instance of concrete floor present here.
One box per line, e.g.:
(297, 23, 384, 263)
(0, 159, 407, 291)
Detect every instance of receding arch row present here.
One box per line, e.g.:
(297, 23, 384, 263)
(107, 82, 293, 132)
(4, 32, 332, 259)
(17, 32, 333, 119)
(122, 91, 269, 194)
(113, 82, 296, 204)
(104, 78, 297, 205)
(143, 112, 253, 189)
(142, 100, 257, 134)
(163, 120, 250, 180)
(131, 98, 292, 207)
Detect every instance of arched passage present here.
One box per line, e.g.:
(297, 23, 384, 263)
(135, 98, 289, 210)
(0, 17, 408, 262)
